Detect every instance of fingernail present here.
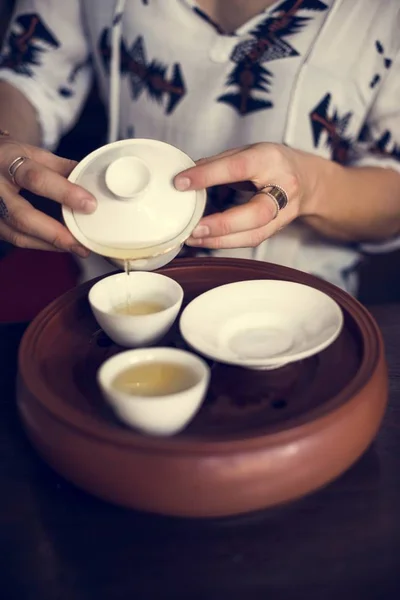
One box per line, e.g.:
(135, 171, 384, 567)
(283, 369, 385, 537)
(192, 225, 209, 238)
(71, 244, 89, 258)
(186, 237, 203, 247)
(175, 177, 191, 191)
(79, 197, 97, 213)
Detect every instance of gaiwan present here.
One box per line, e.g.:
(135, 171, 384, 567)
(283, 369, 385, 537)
(62, 139, 206, 272)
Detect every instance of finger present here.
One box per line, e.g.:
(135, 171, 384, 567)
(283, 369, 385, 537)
(1, 191, 89, 257)
(0, 139, 78, 179)
(175, 147, 256, 191)
(0, 220, 65, 252)
(194, 147, 244, 166)
(190, 192, 278, 239)
(31, 147, 78, 178)
(186, 224, 276, 250)
(12, 158, 96, 213)
(196, 154, 257, 192)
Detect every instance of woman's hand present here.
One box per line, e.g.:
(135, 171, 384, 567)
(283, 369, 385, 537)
(0, 136, 96, 257)
(174, 142, 321, 249)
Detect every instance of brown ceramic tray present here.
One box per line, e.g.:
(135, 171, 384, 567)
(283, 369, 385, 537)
(17, 258, 388, 517)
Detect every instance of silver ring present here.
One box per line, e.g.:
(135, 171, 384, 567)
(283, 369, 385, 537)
(257, 184, 289, 219)
(8, 155, 29, 185)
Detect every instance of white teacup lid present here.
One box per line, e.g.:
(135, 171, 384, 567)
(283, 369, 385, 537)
(62, 139, 205, 260)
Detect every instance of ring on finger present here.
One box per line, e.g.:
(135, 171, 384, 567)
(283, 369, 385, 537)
(8, 156, 29, 186)
(257, 184, 289, 220)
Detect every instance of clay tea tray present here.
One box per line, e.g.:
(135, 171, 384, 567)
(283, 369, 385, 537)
(17, 258, 388, 517)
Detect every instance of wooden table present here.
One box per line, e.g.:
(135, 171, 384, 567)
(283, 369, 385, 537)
(1, 305, 400, 600)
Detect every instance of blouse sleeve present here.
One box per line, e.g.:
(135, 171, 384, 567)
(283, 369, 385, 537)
(352, 49, 400, 173)
(351, 49, 400, 253)
(0, 0, 93, 150)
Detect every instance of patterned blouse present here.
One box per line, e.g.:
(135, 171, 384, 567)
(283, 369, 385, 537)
(1, 0, 399, 292)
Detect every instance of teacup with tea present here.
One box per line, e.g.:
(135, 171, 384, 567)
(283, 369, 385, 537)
(89, 271, 183, 347)
(98, 347, 210, 436)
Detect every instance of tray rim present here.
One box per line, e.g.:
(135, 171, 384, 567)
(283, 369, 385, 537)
(18, 258, 385, 455)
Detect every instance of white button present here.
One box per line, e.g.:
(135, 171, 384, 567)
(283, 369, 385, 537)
(209, 37, 235, 63)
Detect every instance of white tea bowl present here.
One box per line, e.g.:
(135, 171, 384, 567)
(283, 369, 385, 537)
(109, 244, 183, 273)
(97, 347, 210, 436)
(63, 139, 207, 272)
(89, 272, 183, 347)
(180, 280, 343, 370)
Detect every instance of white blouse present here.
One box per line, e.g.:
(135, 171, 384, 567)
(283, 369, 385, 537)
(1, 0, 400, 291)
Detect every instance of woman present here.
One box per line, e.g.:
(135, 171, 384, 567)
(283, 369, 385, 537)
(0, 0, 399, 292)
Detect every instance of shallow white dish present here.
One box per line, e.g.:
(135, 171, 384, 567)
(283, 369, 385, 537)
(89, 271, 183, 347)
(180, 280, 344, 370)
(97, 347, 210, 436)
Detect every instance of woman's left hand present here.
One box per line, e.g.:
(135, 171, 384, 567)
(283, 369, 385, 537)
(174, 142, 320, 249)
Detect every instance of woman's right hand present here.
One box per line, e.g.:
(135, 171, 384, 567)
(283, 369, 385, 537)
(0, 136, 97, 257)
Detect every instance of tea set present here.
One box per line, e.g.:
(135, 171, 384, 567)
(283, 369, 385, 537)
(62, 139, 344, 438)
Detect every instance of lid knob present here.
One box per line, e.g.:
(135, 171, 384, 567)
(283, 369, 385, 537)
(105, 156, 151, 199)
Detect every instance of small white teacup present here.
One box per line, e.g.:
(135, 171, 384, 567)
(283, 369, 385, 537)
(97, 347, 210, 436)
(89, 272, 183, 347)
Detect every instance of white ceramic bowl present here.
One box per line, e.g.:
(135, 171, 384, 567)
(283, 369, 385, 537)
(63, 139, 207, 271)
(97, 347, 210, 436)
(180, 280, 343, 370)
(89, 272, 183, 347)
(109, 244, 183, 273)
